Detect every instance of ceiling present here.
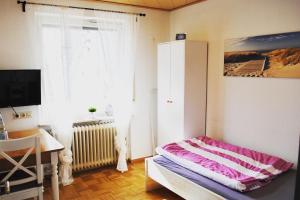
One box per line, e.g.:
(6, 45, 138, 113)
(90, 0, 206, 11)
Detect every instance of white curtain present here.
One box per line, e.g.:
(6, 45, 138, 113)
(27, 5, 137, 184)
(93, 11, 137, 172)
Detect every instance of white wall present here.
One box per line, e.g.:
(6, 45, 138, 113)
(0, 0, 41, 131)
(170, 0, 300, 165)
(0, 0, 170, 160)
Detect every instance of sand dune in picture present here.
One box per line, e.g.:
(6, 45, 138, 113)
(224, 48, 300, 78)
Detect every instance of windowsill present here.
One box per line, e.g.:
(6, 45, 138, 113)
(73, 116, 114, 127)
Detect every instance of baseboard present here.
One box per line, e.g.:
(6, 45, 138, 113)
(130, 156, 151, 164)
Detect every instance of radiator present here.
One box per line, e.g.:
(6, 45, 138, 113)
(72, 120, 118, 172)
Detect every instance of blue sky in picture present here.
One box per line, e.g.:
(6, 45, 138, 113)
(225, 31, 300, 52)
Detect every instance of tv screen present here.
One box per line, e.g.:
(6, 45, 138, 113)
(0, 70, 41, 108)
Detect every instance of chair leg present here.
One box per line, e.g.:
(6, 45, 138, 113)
(38, 188, 43, 200)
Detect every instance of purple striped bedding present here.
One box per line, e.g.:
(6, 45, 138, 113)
(156, 136, 293, 192)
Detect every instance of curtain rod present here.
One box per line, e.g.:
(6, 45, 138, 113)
(17, 1, 146, 17)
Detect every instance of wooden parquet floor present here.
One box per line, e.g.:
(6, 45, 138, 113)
(44, 161, 183, 200)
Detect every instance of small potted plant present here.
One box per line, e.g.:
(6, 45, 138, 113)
(88, 107, 97, 119)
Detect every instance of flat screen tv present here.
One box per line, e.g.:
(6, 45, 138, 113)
(0, 70, 41, 108)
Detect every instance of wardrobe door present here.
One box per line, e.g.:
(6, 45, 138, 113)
(169, 41, 185, 142)
(157, 43, 172, 146)
(183, 41, 207, 138)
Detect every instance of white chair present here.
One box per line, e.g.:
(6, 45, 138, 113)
(0, 136, 43, 200)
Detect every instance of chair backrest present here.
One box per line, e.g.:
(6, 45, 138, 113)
(0, 135, 42, 187)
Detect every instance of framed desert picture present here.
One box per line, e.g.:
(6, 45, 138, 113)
(224, 31, 300, 78)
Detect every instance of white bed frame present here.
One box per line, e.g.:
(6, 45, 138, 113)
(145, 157, 226, 200)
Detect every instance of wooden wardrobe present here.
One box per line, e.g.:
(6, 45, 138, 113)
(157, 40, 208, 146)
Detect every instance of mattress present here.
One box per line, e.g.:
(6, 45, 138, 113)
(153, 156, 296, 200)
(156, 136, 293, 192)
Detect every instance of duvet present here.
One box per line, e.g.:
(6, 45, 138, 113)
(156, 136, 293, 192)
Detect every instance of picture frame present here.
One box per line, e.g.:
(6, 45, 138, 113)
(224, 31, 300, 78)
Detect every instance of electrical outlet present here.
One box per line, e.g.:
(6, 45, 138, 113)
(13, 113, 20, 119)
(13, 111, 32, 119)
(25, 112, 32, 118)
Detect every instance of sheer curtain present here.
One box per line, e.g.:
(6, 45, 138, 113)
(28, 5, 137, 185)
(94, 11, 137, 172)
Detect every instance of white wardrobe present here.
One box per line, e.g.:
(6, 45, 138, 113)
(157, 40, 207, 146)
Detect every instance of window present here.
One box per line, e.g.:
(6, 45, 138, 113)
(41, 21, 120, 120)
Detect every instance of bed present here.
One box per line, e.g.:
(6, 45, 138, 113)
(145, 136, 296, 200)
